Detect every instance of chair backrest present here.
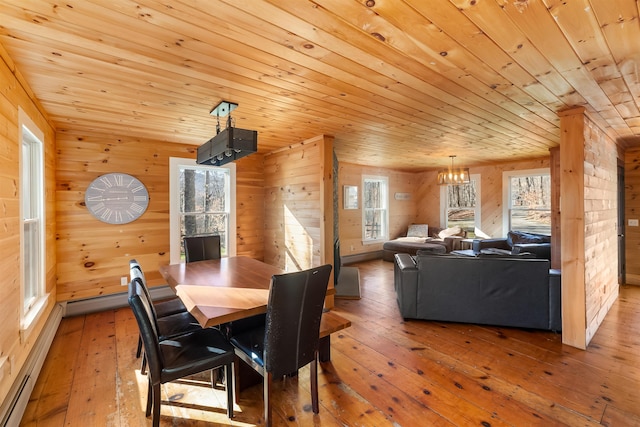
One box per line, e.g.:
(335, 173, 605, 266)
(183, 235, 221, 263)
(128, 277, 164, 382)
(129, 259, 146, 284)
(264, 264, 332, 378)
(129, 259, 159, 321)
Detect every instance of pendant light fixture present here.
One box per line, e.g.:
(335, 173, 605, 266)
(197, 101, 257, 166)
(437, 155, 470, 185)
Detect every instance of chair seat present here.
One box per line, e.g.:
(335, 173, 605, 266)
(229, 326, 266, 368)
(154, 297, 187, 318)
(159, 328, 235, 384)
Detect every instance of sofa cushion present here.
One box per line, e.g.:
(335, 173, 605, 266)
(507, 230, 551, 246)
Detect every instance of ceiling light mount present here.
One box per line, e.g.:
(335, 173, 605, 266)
(209, 100, 237, 117)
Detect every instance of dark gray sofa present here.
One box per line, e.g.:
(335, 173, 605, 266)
(471, 230, 551, 260)
(394, 253, 561, 331)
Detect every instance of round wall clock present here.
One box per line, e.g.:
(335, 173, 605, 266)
(85, 173, 149, 224)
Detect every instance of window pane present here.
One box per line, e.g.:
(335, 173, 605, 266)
(510, 176, 550, 209)
(510, 209, 551, 234)
(23, 221, 39, 310)
(509, 174, 551, 235)
(447, 182, 476, 208)
(364, 180, 382, 209)
(179, 166, 230, 258)
(447, 208, 475, 232)
(446, 181, 477, 235)
(362, 177, 388, 241)
(364, 209, 384, 240)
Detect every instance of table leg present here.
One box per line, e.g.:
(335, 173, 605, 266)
(319, 336, 331, 362)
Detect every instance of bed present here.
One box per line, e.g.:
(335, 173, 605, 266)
(382, 224, 465, 262)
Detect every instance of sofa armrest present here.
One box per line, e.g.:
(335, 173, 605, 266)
(472, 238, 510, 253)
(394, 253, 419, 319)
(514, 243, 551, 260)
(548, 269, 562, 331)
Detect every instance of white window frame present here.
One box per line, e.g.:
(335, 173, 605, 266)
(169, 157, 237, 264)
(19, 107, 49, 338)
(440, 174, 481, 231)
(502, 168, 551, 236)
(361, 175, 389, 244)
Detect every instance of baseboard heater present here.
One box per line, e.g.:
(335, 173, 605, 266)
(0, 303, 63, 427)
(63, 285, 176, 317)
(0, 286, 176, 426)
(341, 250, 382, 265)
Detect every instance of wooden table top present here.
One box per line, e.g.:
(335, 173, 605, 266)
(159, 256, 283, 328)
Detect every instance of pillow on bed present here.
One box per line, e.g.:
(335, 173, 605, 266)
(407, 224, 429, 238)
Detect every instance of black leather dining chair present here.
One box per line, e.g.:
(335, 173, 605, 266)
(129, 260, 187, 318)
(183, 235, 221, 263)
(129, 260, 201, 374)
(229, 264, 332, 427)
(128, 277, 235, 427)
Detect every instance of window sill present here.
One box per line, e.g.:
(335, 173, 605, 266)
(20, 293, 50, 343)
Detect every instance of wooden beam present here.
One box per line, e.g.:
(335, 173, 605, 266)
(559, 107, 586, 349)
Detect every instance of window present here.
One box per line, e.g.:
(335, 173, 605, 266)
(441, 174, 481, 236)
(169, 158, 236, 263)
(19, 108, 47, 333)
(362, 176, 388, 243)
(503, 169, 551, 235)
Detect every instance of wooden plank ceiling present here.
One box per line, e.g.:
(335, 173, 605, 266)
(1, 0, 639, 171)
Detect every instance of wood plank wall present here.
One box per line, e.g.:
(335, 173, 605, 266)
(559, 107, 620, 349)
(550, 147, 561, 270)
(582, 114, 619, 344)
(0, 47, 57, 404)
(624, 147, 640, 285)
(414, 158, 551, 239)
(337, 162, 419, 257)
(263, 136, 329, 269)
(55, 131, 265, 301)
(235, 153, 266, 261)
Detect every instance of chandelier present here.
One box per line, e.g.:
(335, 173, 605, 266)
(437, 155, 470, 185)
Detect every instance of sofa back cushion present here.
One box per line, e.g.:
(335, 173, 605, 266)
(415, 254, 552, 329)
(507, 230, 551, 246)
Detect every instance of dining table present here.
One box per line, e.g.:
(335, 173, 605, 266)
(158, 256, 283, 329)
(159, 256, 351, 365)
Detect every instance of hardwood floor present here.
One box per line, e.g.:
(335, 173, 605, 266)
(21, 259, 640, 426)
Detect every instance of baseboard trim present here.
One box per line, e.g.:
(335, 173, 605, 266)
(63, 285, 176, 317)
(0, 303, 63, 427)
(341, 250, 382, 265)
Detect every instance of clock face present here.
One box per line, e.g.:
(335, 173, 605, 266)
(85, 173, 149, 224)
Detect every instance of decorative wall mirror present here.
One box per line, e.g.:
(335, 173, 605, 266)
(344, 185, 358, 209)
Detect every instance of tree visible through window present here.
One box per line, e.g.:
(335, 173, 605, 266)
(179, 166, 230, 258)
(441, 174, 481, 236)
(446, 180, 478, 235)
(362, 176, 388, 242)
(507, 173, 551, 235)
